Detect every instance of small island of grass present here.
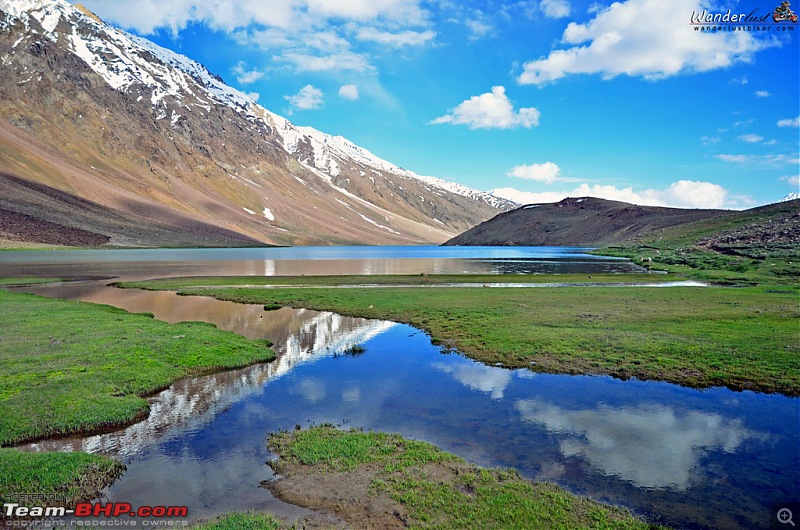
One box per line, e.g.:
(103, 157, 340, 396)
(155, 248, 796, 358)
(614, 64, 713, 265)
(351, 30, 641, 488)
(259, 425, 660, 529)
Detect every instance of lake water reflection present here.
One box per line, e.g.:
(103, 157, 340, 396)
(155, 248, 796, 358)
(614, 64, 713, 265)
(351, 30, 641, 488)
(14, 283, 799, 530)
(0, 245, 643, 279)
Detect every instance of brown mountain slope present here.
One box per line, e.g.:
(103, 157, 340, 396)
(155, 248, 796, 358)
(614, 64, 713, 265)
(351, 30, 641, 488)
(444, 197, 731, 246)
(0, 172, 263, 247)
(0, 1, 511, 248)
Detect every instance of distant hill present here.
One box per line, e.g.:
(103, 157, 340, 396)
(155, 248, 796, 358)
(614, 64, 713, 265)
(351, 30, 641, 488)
(443, 197, 730, 247)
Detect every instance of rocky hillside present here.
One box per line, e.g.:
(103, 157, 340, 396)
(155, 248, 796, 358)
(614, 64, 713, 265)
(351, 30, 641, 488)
(0, 0, 513, 247)
(444, 197, 730, 246)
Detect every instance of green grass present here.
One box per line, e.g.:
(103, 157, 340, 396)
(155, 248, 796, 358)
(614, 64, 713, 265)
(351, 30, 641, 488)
(599, 245, 798, 285)
(596, 201, 800, 285)
(269, 425, 659, 529)
(122, 277, 799, 395)
(0, 289, 275, 445)
(335, 343, 367, 357)
(0, 277, 62, 286)
(0, 448, 124, 506)
(116, 273, 675, 291)
(194, 512, 282, 530)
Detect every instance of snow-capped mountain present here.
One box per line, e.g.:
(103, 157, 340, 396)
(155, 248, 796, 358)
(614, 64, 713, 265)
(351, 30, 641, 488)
(781, 192, 799, 203)
(0, 0, 513, 247)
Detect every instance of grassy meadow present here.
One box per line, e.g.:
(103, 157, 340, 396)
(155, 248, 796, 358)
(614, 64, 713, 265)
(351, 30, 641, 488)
(596, 200, 799, 285)
(0, 288, 274, 505)
(121, 276, 799, 396)
(1, 198, 795, 523)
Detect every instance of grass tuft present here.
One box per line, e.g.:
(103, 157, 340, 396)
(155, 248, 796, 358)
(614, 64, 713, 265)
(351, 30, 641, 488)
(194, 511, 282, 530)
(0, 448, 124, 506)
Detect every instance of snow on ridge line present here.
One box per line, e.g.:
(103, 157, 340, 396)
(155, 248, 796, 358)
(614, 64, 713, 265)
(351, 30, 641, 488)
(2, 0, 511, 210)
(270, 116, 511, 208)
(2, 0, 255, 112)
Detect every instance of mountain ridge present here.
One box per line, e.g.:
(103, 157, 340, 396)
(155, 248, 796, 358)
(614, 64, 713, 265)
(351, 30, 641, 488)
(0, 0, 514, 247)
(444, 197, 734, 247)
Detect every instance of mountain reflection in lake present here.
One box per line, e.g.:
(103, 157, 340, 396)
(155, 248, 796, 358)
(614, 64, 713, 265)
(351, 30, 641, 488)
(15, 283, 798, 530)
(0, 245, 643, 279)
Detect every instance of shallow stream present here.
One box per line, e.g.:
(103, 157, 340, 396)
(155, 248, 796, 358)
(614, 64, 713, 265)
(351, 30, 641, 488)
(3, 246, 797, 529)
(13, 281, 799, 530)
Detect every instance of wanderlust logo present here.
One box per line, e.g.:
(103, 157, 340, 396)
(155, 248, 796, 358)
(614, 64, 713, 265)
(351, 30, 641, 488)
(691, 1, 798, 31)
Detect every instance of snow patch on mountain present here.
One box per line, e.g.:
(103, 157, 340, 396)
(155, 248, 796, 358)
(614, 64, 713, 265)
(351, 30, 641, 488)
(0, 0, 513, 211)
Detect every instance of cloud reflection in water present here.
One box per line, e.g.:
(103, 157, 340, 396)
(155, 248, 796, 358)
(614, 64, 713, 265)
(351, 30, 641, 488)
(515, 399, 764, 490)
(432, 361, 513, 399)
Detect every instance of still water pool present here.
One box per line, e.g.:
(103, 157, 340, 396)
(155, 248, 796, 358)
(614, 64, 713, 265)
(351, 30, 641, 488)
(14, 279, 799, 530)
(0, 245, 642, 278)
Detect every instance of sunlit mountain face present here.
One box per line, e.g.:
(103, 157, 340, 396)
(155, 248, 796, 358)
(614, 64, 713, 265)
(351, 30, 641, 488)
(0, 0, 514, 248)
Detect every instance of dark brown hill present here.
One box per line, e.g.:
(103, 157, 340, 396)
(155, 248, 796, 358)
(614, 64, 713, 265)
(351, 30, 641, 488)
(0, 172, 263, 247)
(443, 197, 731, 246)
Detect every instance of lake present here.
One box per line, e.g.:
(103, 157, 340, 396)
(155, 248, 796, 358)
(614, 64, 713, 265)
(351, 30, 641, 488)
(3, 246, 798, 529)
(0, 245, 643, 278)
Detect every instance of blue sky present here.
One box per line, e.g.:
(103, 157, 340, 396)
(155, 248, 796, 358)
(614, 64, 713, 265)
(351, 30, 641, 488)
(73, 0, 799, 208)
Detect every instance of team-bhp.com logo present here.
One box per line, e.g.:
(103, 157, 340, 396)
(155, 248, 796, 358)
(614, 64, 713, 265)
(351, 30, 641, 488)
(690, 1, 798, 30)
(4, 502, 189, 525)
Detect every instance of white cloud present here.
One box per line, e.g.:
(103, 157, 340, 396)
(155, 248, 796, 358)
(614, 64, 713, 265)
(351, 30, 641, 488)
(508, 162, 561, 184)
(651, 180, 729, 209)
(246, 91, 260, 102)
(235, 24, 375, 73)
(465, 19, 493, 40)
(517, 0, 779, 85)
(80, 0, 300, 34)
(777, 116, 800, 128)
(754, 90, 770, 97)
(356, 27, 436, 46)
(738, 133, 763, 143)
(301, 31, 351, 52)
(491, 179, 735, 209)
(765, 154, 800, 165)
(430, 86, 540, 129)
(80, 0, 432, 79)
(231, 61, 264, 84)
(491, 187, 568, 204)
(729, 76, 748, 85)
(716, 153, 800, 167)
(700, 135, 720, 145)
(80, 0, 429, 34)
(239, 28, 294, 49)
(284, 84, 324, 111)
(300, 0, 428, 24)
(280, 51, 371, 72)
(715, 154, 749, 163)
(540, 0, 571, 18)
(780, 175, 800, 187)
(339, 84, 359, 100)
